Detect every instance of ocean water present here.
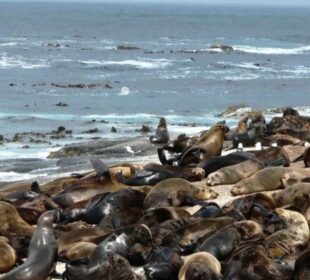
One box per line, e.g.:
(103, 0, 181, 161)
(0, 2, 309, 182)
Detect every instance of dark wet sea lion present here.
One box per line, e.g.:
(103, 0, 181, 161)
(77, 189, 146, 224)
(150, 117, 169, 144)
(143, 178, 218, 209)
(143, 247, 183, 280)
(162, 133, 199, 153)
(293, 249, 310, 280)
(0, 210, 58, 280)
(304, 147, 310, 167)
(193, 202, 223, 218)
(198, 151, 254, 177)
(0, 239, 16, 274)
(117, 163, 205, 186)
(0, 201, 34, 236)
(178, 252, 221, 280)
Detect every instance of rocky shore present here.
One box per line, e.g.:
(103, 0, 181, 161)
(0, 107, 309, 280)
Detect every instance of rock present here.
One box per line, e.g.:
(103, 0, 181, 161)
(218, 104, 252, 117)
(135, 125, 151, 133)
(116, 45, 140, 50)
(57, 126, 66, 133)
(55, 102, 68, 107)
(111, 127, 117, 133)
(22, 145, 30, 149)
(9, 83, 16, 87)
(82, 128, 99, 134)
(0, 135, 3, 142)
(210, 44, 234, 52)
(48, 136, 155, 159)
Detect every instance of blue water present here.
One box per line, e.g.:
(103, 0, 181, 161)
(0, 2, 309, 180)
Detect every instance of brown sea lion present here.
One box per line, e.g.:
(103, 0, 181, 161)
(57, 227, 112, 255)
(0, 210, 58, 280)
(266, 208, 309, 259)
(179, 124, 227, 166)
(263, 133, 303, 146)
(253, 146, 290, 167)
(0, 201, 34, 236)
(231, 167, 310, 196)
(0, 239, 16, 274)
(206, 158, 264, 186)
(150, 117, 169, 144)
(60, 241, 97, 261)
(143, 178, 218, 209)
(178, 252, 221, 280)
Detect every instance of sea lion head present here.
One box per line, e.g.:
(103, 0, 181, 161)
(184, 263, 220, 280)
(235, 220, 263, 241)
(38, 210, 58, 228)
(194, 185, 218, 200)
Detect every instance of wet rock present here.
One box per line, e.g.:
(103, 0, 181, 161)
(48, 136, 155, 158)
(135, 125, 151, 133)
(51, 83, 112, 89)
(82, 128, 99, 134)
(116, 45, 140, 50)
(210, 44, 234, 51)
(55, 102, 68, 107)
(111, 127, 117, 133)
(22, 145, 30, 149)
(218, 104, 252, 117)
(9, 83, 16, 87)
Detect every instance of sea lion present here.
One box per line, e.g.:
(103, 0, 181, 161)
(207, 158, 264, 186)
(150, 117, 169, 144)
(198, 151, 254, 177)
(178, 252, 221, 280)
(263, 133, 303, 147)
(51, 161, 127, 208)
(178, 124, 227, 166)
(304, 147, 310, 167)
(57, 227, 112, 255)
(0, 201, 34, 236)
(198, 220, 262, 260)
(0, 239, 16, 273)
(162, 133, 199, 154)
(193, 202, 223, 218)
(143, 178, 218, 209)
(231, 167, 310, 196)
(293, 249, 310, 280)
(0, 210, 58, 280)
(266, 208, 309, 259)
(61, 241, 97, 261)
(117, 163, 205, 186)
(253, 146, 290, 167)
(143, 247, 183, 280)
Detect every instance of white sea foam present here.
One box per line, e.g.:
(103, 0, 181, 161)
(79, 58, 172, 69)
(233, 45, 310, 55)
(0, 55, 49, 69)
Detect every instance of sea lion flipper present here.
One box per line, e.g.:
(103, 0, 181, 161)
(89, 156, 109, 177)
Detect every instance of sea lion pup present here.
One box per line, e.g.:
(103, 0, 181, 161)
(206, 158, 264, 186)
(178, 252, 222, 280)
(0, 238, 16, 273)
(142, 247, 183, 280)
(178, 124, 227, 166)
(231, 167, 310, 196)
(304, 147, 310, 167)
(266, 208, 309, 259)
(197, 151, 254, 177)
(0, 210, 58, 280)
(143, 178, 218, 209)
(0, 201, 34, 236)
(150, 117, 169, 144)
(51, 158, 127, 209)
(293, 249, 310, 280)
(197, 220, 263, 260)
(116, 163, 205, 186)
